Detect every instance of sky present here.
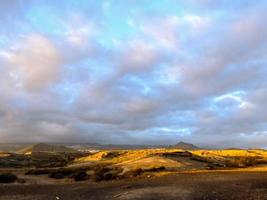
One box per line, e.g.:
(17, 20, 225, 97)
(0, 0, 267, 148)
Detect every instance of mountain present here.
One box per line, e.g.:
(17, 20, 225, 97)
(66, 142, 200, 150)
(67, 143, 167, 150)
(17, 143, 77, 154)
(0, 144, 31, 152)
(173, 142, 199, 150)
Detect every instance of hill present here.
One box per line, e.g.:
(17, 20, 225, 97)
(173, 142, 199, 149)
(17, 143, 77, 154)
(0, 144, 31, 152)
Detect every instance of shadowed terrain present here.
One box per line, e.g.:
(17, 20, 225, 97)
(1, 144, 267, 199)
(1, 171, 267, 200)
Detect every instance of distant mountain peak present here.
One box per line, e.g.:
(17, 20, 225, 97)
(174, 141, 199, 149)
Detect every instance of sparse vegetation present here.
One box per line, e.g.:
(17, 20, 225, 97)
(223, 156, 265, 168)
(93, 166, 123, 181)
(49, 171, 65, 179)
(73, 171, 89, 181)
(190, 154, 208, 162)
(48, 167, 78, 179)
(4, 148, 267, 185)
(125, 168, 143, 177)
(144, 166, 166, 172)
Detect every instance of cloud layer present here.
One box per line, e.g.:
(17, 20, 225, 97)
(0, 0, 267, 148)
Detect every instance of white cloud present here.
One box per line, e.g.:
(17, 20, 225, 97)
(0, 0, 267, 147)
(140, 16, 179, 49)
(2, 34, 61, 91)
(65, 17, 96, 48)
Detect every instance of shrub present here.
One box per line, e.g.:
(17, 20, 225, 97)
(0, 173, 18, 183)
(123, 166, 165, 178)
(73, 171, 89, 181)
(93, 167, 122, 181)
(206, 163, 225, 170)
(93, 167, 112, 181)
(190, 155, 208, 162)
(103, 151, 123, 159)
(161, 151, 192, 158)
(49, 172, 65, 179)
(125, 168, 143, 178)
(224, 157, 256, 168)
(255, 159, 267, 165)
(49, 168, 75, 179)
(144, 166, 166, 172)
(56, 168, 74, 176)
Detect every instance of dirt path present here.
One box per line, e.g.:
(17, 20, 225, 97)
(1, 171, 267, 200)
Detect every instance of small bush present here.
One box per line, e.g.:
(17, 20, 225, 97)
(190, 155, 208, 162)
(206, 163, 225, 170)
(93, 167, 112, 181)
(144, 166, 166, 172)
(255, 159, 267, 165)
(133, 168, 143, 176)
(124, 168, 143, 178)
(103, 151, 124, 159)
(224, 157, 257, 168)
(73, 171, 89, 181)
(93, 167, 122, 181)
(26, 167, 93, 180)
(49, 168, 75, 179)
(49, 172, 65, 179)
(0, 173, 17, 183)
(161, 151, 192, 158)
(123, 166, 165, 178)
(56, 168, 74, 176)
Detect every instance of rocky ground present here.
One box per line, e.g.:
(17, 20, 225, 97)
(1, 171, 267, 200)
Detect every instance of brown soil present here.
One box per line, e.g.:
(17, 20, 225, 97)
(1, 171, 267, 200)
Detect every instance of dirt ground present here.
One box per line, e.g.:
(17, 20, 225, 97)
(0, 171, 267, 200)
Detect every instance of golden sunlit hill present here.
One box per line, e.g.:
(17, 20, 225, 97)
(72, 148, 267, 177)
(1, 147, 267, 200)
(74, 149, 206, 171)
